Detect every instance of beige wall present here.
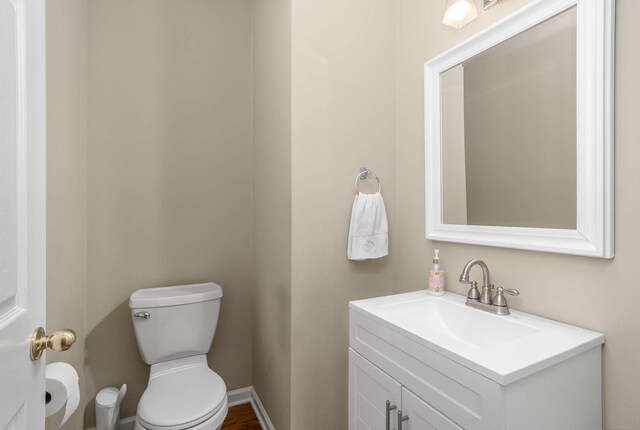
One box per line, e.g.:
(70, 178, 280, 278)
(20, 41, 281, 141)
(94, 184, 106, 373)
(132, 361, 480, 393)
(252, 1, 292, 429)
(83, 0, 253, 427)
(45, 1, 640, 428)
(397, 1, 640, 428)
(46, 1, 88, 429)
(290, 0, 397, 427)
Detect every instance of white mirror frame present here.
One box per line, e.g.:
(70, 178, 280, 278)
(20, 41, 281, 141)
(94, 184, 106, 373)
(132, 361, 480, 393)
(425, 0, 614, 258)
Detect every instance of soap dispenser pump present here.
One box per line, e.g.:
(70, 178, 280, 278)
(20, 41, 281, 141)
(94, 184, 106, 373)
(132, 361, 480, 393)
(428, 249, 445, 296)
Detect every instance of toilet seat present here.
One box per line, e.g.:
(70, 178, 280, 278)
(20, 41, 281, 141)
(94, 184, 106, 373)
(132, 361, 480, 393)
(135, 399, 228, 430)
(136, 358, 227, 430)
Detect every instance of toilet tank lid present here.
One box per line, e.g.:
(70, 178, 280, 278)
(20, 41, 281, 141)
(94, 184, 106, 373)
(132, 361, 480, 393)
(129, 282, 222, 309)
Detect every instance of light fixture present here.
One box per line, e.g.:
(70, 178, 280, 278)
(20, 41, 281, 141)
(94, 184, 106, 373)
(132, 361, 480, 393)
(442, 0, 478, 29)
(483, 0, 502, 10)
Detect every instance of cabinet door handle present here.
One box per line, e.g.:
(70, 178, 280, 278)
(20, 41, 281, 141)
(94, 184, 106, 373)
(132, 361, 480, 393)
(397, 410, 409, 430)
(385, 400, 397, 430)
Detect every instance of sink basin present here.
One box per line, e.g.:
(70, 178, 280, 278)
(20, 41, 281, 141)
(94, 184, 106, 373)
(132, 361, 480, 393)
(381, 298, 538, 348)
(350, 291, 604, 384)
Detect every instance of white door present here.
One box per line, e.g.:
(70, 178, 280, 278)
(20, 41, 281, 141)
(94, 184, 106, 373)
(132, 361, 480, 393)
(400, 388, 462, 430)
(349, 349, 402, 430)
(0, 0, 47, 429)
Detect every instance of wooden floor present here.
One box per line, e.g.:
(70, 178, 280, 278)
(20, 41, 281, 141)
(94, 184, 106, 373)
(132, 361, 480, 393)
(221, 403, 263, 430)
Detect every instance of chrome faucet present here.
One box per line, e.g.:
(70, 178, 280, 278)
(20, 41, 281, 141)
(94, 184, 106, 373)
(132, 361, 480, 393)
(458, 259, 519, 315)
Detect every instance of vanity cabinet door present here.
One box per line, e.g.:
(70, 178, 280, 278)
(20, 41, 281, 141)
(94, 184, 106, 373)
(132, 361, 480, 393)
(349, 348, 402, 430)
(350, 309, 501, 429)
(401, 387, 463, 430)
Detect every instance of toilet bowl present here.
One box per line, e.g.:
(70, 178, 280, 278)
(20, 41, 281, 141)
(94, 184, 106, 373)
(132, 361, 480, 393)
(130, 283, 228, 430)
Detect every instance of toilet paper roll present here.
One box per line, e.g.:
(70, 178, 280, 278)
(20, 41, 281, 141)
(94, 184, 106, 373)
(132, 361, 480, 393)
(45, 362, 80, 428)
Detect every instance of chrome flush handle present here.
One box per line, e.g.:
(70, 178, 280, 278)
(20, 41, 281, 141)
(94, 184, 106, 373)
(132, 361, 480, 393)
(134, 312, 151, 319)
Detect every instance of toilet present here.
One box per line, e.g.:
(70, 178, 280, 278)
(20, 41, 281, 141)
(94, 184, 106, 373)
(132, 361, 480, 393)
(129, 282, 228, 430)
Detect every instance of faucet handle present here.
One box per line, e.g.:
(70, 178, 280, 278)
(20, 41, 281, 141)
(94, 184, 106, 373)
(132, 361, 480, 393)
(466, 281, 481, 301)
(493, 286, 519, 307)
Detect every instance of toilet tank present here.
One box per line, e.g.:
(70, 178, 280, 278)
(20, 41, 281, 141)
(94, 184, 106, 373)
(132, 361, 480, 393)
(129, 282, 223, 365)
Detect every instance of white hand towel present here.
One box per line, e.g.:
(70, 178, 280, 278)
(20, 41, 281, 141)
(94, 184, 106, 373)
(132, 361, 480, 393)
(347, 192, 388, 261)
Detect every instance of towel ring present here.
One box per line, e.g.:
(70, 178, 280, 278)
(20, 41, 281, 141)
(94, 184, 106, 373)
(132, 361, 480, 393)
(355, 167, 382, 194)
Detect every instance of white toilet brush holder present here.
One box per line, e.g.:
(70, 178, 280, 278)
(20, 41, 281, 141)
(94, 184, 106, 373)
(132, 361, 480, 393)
(96, 384, 127, 430)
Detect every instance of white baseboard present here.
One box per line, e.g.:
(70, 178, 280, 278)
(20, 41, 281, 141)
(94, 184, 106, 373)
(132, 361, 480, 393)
(227, 386, 255, 407)
(236, 386, 276, 430)
(117, 416, 136, 430)
(87, 386, 274, 430)
(86, 415, 135, 430)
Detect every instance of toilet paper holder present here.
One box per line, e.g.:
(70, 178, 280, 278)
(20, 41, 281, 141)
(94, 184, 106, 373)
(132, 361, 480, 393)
(30, 327, 77, 361)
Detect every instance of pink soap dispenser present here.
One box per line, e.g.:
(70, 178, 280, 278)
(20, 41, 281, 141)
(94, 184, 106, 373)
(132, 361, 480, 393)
(428, 249, 445, 296)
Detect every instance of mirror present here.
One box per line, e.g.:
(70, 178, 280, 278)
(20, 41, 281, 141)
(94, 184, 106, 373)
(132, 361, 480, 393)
(425, 0, 614, 258)
(442, 7, 576, 229)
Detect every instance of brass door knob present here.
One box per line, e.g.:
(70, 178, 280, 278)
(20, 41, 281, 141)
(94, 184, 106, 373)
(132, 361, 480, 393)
(30, 327, 77, 361)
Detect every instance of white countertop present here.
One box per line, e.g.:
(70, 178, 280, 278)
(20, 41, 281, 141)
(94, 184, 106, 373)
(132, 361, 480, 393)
(350, 291, 604, 385)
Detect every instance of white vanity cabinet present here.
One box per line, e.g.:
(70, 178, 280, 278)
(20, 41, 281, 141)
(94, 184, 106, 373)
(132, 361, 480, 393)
(350, 349, 462, 430)
(348, 292, 605, 430)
